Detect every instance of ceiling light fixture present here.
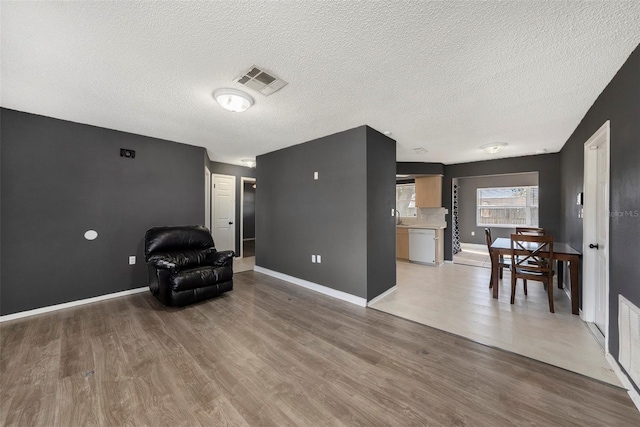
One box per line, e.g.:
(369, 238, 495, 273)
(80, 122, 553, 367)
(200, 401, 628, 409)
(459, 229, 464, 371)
(241, 159, 256, 168)
(480, 142, 508, 154)
(213, 89, 254, 113)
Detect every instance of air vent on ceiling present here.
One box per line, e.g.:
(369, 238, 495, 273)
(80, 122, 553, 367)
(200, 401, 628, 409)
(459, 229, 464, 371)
(235, 65, 288, 96)
(413, 147, 428, 154)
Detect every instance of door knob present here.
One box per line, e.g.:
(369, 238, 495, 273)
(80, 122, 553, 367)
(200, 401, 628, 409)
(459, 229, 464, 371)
(589, 243, 599, 249)
(228, 222, 233, 225)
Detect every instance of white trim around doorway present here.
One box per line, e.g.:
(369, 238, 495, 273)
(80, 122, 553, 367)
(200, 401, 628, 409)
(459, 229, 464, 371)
(240, 176, 256, 259)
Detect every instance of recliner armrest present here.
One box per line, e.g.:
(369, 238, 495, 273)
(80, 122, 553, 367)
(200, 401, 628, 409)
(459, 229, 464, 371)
(210, 250, 235, 267)
(147, 255, 179, 270)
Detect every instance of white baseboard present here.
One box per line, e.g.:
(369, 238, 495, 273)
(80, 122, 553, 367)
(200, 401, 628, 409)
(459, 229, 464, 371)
(367, 286, 397, 306)
(0, 287, 148, 323)
(605, 353, 640, 412)
(253, 266, 367, 307)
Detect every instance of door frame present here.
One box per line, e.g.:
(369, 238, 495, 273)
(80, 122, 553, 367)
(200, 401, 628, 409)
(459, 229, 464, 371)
(204, 165, 212, 233)
(212, 173, 236, 253)
(239, 177, 256, 259)
(582, 120, 610, 351)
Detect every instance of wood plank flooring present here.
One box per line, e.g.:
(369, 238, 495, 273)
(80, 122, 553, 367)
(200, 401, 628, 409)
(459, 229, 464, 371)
(2, 271, 639, 426)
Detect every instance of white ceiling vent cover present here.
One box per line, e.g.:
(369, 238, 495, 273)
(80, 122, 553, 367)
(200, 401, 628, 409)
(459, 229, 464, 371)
(235, 66, 288, 96)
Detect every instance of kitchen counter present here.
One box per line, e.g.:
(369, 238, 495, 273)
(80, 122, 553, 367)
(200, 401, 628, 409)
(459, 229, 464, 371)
(396, 223, 447, 230)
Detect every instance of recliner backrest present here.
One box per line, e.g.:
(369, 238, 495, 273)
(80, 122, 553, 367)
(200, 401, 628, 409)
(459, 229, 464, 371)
(145, 225, 214, 258)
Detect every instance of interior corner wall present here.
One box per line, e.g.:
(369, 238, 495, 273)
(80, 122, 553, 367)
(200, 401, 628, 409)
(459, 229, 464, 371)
(457, 172, 538, 245)
(256, 126, 370, 298)
(559, 45, 640, 369)
(0, 108, 205, 315)
(366, 127, 397, 300)
(443, 153, 561, 261)
(209, 161, 256, 255)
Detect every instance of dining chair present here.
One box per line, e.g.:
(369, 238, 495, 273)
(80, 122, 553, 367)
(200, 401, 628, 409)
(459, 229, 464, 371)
(515, 227, 546, 236)
(485, 228, 511, 288)
(510, 234, 555, 313)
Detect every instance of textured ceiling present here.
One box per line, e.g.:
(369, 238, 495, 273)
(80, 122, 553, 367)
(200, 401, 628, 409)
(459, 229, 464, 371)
(2, 1, 639, 165)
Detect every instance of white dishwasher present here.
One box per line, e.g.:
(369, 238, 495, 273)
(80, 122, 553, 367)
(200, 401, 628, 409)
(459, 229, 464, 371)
(408, 228, 436, 265)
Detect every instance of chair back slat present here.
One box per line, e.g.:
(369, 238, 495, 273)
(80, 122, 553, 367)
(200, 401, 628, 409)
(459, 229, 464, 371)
(510, 234, 554, 275)
(484, 228, 493, 252)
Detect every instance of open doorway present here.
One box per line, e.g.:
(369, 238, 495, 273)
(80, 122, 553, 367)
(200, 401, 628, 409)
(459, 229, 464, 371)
(240, 177, 256, 259)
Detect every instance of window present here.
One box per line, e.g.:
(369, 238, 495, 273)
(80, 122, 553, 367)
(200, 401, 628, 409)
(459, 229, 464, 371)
(396, 184, 416, 217)
(477, 186, 538, 227)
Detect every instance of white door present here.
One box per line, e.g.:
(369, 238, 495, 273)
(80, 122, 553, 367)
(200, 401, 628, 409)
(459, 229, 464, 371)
(583, 121, 610, 339)
(593, 137, 609, 333)
(212, 174, 236, 252)
(204, 166, 211, 232)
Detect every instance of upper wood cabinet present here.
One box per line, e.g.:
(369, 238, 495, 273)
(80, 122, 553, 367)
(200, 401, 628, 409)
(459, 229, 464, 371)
(415, 176, 442, 207)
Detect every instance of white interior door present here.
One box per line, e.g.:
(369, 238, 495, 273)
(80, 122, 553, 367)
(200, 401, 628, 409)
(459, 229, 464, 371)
(593, 137, 609, 333)
(583, 121, 610, 341)
(212, 174, 236, 252)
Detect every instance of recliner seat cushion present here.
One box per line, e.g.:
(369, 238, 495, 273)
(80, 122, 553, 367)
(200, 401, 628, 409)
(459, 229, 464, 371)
(170, 266, 233, 292)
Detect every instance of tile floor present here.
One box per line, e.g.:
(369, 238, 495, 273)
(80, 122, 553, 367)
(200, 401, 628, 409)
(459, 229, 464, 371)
(453, 248, 491, 268)
(234, 256, 255, 273)
(370, 260, 620, 386)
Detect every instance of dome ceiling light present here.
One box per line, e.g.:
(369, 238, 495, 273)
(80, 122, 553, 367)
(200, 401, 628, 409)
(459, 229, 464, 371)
(213, 88, 254, 113)
(480, 142, 508, 154)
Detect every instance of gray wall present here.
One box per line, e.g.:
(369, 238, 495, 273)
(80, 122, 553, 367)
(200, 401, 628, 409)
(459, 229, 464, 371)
(1, 108, 205, 315)
(243, 182, 256, 239)
(443, 153, 561, 261)
(366, 127, 397, 300)
(457, 173, 538, 245)
(397, 162, 444, 176)
(256, 126, 396, 300)
(559, 45, 640, 371)
(209, 161, 256, 255)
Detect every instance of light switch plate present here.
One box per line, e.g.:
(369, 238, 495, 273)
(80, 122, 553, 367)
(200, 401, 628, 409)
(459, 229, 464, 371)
(313, 171, 318, 180)
(129, 256, 136, 265)
(317, 255, 321, 263)
(311, 255, 316, 263)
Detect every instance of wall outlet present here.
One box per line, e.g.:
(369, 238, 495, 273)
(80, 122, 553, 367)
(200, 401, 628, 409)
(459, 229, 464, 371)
(311, 255, 316, 263)
(129, 256, 136, 265)
(471, 231, 475, 236)
(313, 171, 319, 180)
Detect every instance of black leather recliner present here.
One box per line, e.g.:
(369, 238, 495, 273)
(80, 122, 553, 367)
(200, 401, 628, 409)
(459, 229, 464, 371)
(144, 225, 234, 306)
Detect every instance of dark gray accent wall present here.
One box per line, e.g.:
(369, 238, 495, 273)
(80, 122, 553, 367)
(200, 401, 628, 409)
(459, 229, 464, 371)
(443, 153, 561, 261)
(209, 161, 256, 255)
(366, 127, 397, 300)
(243, 182, 256, 239)
(559, 45, 640, 368)
(397, 162, 445, 176)
(256, 126, 396, 300)
(1, 108, 205, 315)
(458, 173, 538, 245)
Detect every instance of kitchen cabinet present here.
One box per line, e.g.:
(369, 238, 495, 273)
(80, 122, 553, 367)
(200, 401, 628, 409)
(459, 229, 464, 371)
(396, 227, 409, 260)
(415, 176, 442, 207)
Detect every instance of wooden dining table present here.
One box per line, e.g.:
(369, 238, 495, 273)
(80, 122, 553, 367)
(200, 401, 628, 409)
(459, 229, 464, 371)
(490, 237, 582, 315)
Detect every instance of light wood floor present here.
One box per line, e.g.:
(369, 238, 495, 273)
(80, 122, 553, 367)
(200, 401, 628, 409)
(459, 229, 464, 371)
(234, 256, 255, 273)
(2, 271, 639, 426)
(370, 261, 620, 385)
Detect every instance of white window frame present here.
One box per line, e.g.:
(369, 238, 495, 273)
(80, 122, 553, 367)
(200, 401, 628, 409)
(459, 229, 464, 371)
(476, 186, 539, 228)
(396, 183, 417, 217)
